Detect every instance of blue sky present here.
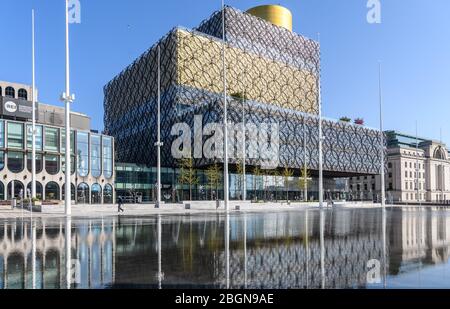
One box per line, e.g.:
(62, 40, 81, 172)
(1, 0, 449, 143)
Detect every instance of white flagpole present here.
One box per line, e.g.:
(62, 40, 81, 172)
(379, 62, 386, 208)
(318, 34, 324, 208)
(242, 89, 246, 201)
(156, 45, 162, 208)
(416, 121, 420, 204)
(31, 10, 37, 199)
(222, 0, 229, 212)
(440, 128, 444, 203)
(62, 0, 74, 216)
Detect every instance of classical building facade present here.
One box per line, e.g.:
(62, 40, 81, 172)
(350, 131, 450, 203)
(104, 5, 383, 202)
(0, 81, 115, 204)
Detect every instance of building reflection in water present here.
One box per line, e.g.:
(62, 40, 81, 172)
(0, 208, 450, 289)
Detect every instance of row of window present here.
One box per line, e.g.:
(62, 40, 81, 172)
(405, 171, 425, 179)
(404, 193, 424, 201)
(402, 150, 424, 157)
(404, 161, 424, 170)
(0, 151, 72, 175)
(350, 183, 376, 191)
(0, 121, 113, 179)
(0, 86, 28, 100)
(4, 181, 114, 204)
(404, 181, 424, 191)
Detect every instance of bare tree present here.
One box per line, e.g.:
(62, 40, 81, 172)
(178, 158, 199, 201)
(282, 167, 294, 201)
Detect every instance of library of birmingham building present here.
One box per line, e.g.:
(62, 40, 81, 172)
(105, 5, 383, 202)
(0, 81, 114, 204)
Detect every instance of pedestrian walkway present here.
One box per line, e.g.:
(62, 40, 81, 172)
(1, 201, 430, 220)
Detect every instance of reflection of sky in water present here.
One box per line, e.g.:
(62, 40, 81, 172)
(0, 208, 449, 289)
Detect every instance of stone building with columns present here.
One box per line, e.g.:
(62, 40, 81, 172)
(0, 81, 115, 204)
(350, 131, 450, 204)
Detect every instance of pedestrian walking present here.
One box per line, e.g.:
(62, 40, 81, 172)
(118, 196, 124, 213)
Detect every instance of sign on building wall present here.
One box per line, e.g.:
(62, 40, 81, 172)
(0, 97, 38, 120)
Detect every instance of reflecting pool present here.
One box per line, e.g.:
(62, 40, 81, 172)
(0, 207, 450, 289)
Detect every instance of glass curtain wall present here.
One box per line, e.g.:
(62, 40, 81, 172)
(77, 132, 89, 177)
(102, 137, 113, 179)
(91, 135, 101, 178)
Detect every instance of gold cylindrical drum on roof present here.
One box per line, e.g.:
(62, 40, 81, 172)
(246, 5, 293, 31)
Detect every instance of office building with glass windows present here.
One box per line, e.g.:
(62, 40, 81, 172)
(0, 81, 115, 204)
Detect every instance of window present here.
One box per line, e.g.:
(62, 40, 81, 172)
(61, 129, 75, 154)
(27, 153, 43, 174)
(372, 184, 376, 191)
(364, 184, 368, 191)
(405, 162, 407, 168)
(405, 171, 408, 178)
(388, 163, 392, 169)
(0, 151, 4, 171)
(0, 120, 4, 148)
(7, 123, 24, 149)
(45, 182, 60, 200)
(389, 183, 393, 190)
(62, 183, 76, 201)
(389, 173, 392, 178)
(91, 183, 102, 204)
(18, 89, 28, 100)
(62, 155, 76, 175)
(5, 87, 15, 98)
(7, 181, 24, 199)
(26, 125, 43, 151)
(103, 136, 113, 179)
(45, 155, 59, 175)
(0, 86, 2, 96)
(0, 181, 4, 201)
(27, 182, 43, 200)
(434, 147, 446, 160)
(8, 151, 24, 173)
(91, 135, 101, 178)
(45, 127, 59, 152)
(104, 184, 114, 204)
(77, 132, 89, 177)
(77, 183, 89, 204)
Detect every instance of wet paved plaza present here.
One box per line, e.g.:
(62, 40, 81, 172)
(0, 207, 449, 289)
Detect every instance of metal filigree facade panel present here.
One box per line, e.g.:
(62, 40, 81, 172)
(104, 6, 383, 176)
(175, 28, 318, 113)
(168, 92, 383, 175)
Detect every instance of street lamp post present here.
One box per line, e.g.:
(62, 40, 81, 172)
(378, 63, 386, 208)
(222, 0, 229, 212)
(61, 0, 75, 216)
(155, 45, 163, 209)
(416, 121, 420, 205)
(242, 89, 246, 201)
(317, 34, 324, 208)
(31, 9, 37, 200)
